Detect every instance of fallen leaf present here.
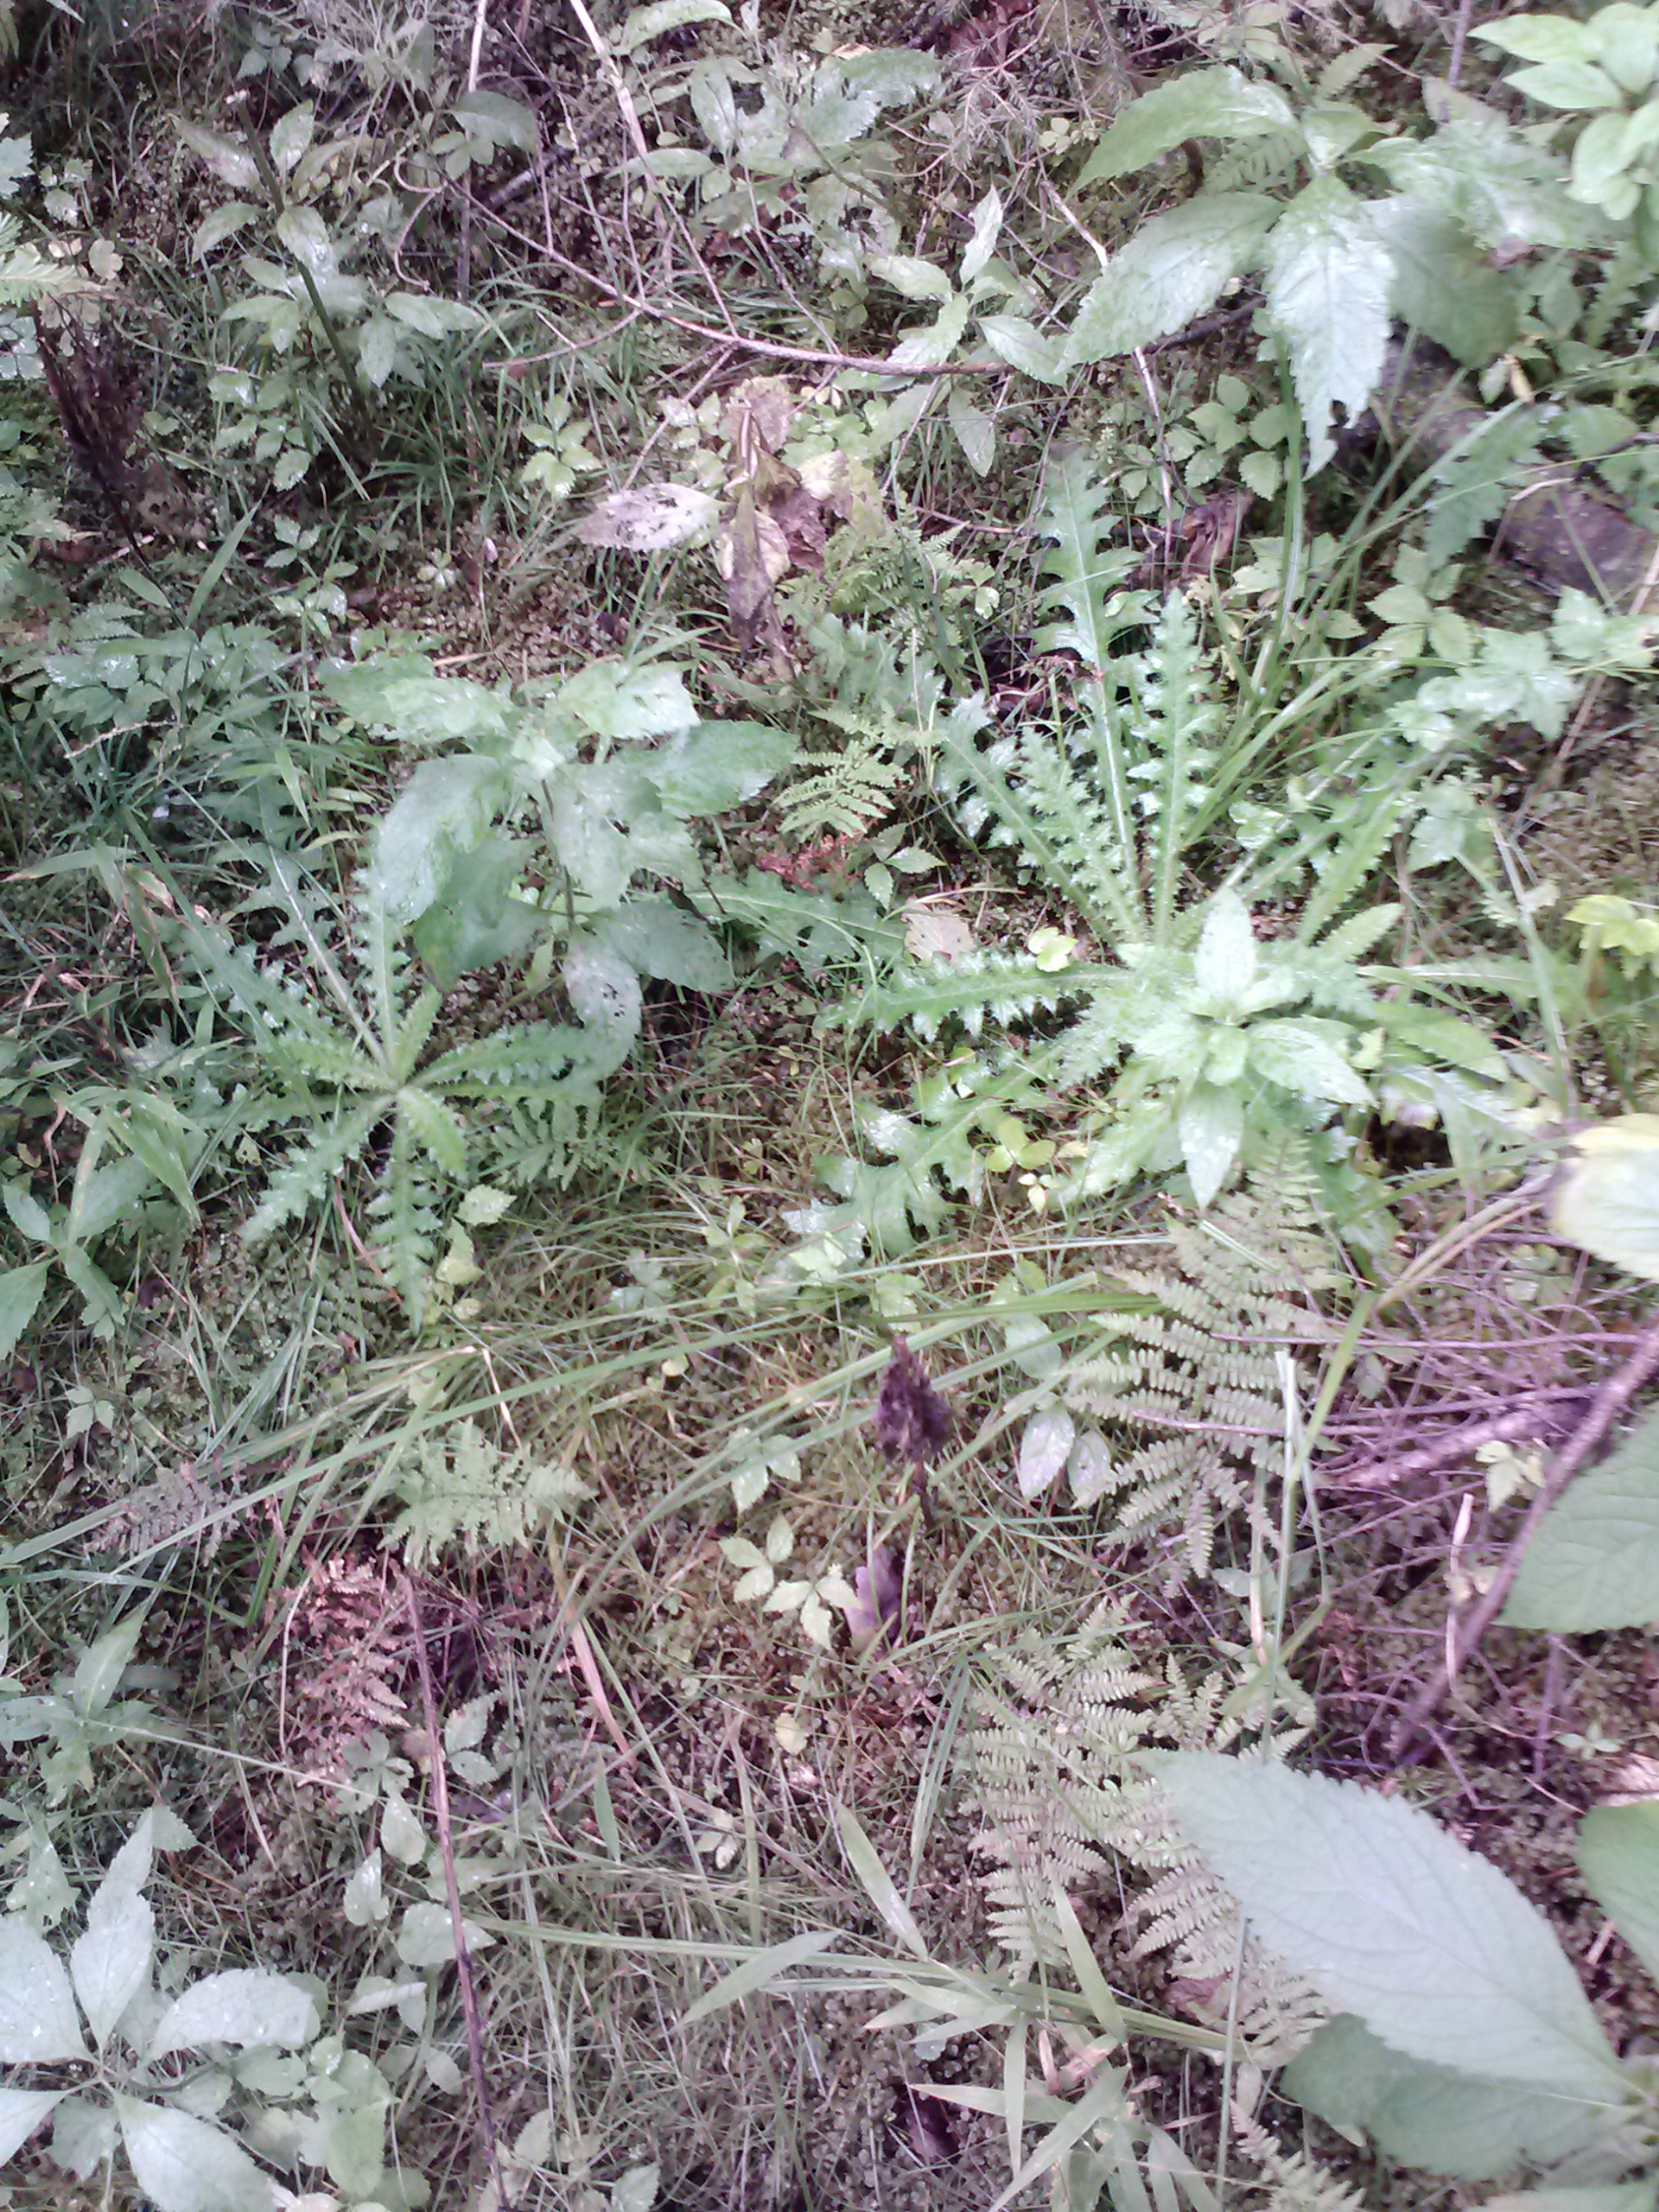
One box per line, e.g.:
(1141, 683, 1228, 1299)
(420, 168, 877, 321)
(905, 901, 975, 962)
(767, 480, 827, 573)
(575, 484, 717, 551)
(715, 488, 791, 657)
(722, 374, 796, 464)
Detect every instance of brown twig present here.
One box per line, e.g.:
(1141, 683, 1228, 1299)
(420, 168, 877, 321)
(1338, 1395, 1591, 1489)
(403, 1573, 512, 2211)
(1390, 1314, 1659, 1758)
(468, 198, 1011, 378)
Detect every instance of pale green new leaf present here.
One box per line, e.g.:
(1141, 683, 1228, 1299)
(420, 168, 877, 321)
(1501, 1408, 1659, 1631)
(1065, 194, 1276, 364)
(116, 2097, 276, 2212)
(0, 1919, 85, 2060)
(1264, 175, 1392, 471)
(149, 1969, 320, 2059)
(1577, 1800, 1659, 1987)
(1076, 66, 1298, 182)
(71, 1881, 154, 2049)
(1177, 1083, 1243, 1207)
(1158, 1753, 1624, 2099)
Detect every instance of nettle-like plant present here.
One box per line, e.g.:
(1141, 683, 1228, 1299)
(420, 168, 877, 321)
(178, 99, 490, 487)
(1063, 57, 1595, 468)
(1161, 1752, 1659, 2202)
(149, 655, 792, 1324)
(0, 1807, 429, 2212)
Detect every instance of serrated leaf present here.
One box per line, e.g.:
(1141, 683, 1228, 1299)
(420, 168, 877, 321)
(1158, 1753, 1624, 2099)
(613, 2162, 661, 2211)
(71, 1881, 153, 2050)
(648, 721, 794, 814)
(1249, 1019, 1370, 1105)
(1192, 888, 1258, 1005)
(0, 1261, 49, 1360)
(1577, 1800, 1659, 1986)
(149, 1970, 319, 2058)
(370, 754, 512, 925)
(395, 1900, 493, 1967)
(1366, 196, 1517, 365)
(356, 315, 397, 388)
(1549, 1114, 1659, 1281)
(0, 2088, 66, 2164)
(1065, 194, 1276, 364)
(1264, 175, 1392, 472)
(116, 2096, 276, 2212)
(269, 103, 315, 172)
(0, 1919, 85, 2061)
(1283, 2012, 1610, 2179)
(1502, 1408, 1659, 1630)
(1077, 66, 1298, 183)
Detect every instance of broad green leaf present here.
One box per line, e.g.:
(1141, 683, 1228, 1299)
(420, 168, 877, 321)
(649, 721, 795, 814)
(67, 1151, 155, 1244)
(554, 661, 698, 742)
(115, 2096, 276, 2212)
(1264, 175, 1392, 471)
(613, 2164, 661, 2212)
(563, 942, 644, 1051)
(383, 290, 484, 337)
(1192, 889, 1258, 1006)
(0, 2087, 66, 2164)
(274, 205, 336, 277)
(72, 1615, 143, 1718)
(191, 202, 258, 259)
(978, 313, 1067, 383)
(1577, 1800, 1659, 1986)
(172, 117, 257, 189)
(887, 291, 969, 371)
(1249, 1020, 1371, 1105)
(410, 835, 543, 990)
(1018, 1404, 1076, 1498)
(1283, 2013, 1611, 2179)
(321, 657, 517, 743)
(689, 60, 738, 152)
(1501, 1408, 1659, 1630)
(1077, 66, 1297, 183)
(2, 1182, 52, 1243)
(356, 315, 397, 388)
(1549, 1114, 1659, 1280)
(51, 2094, 117, 2182)
(1366, 197, 1517, 365)
(868, 251, 954, 302)
(1177, 1083, 1243, 1209)
(1065, 194, 1276, 363)
(1158, 1753, 1624, 2099)
(961, 186, 1003, 282)
(1363, 118, 1594, 250)
(1507, 58, 1624, 107)
(370, 753, 512, 925)
(269, 102, 315, 172)
(394, 1900, 495, 1967)
(680, 1929, 840, 2027)
(593, 900, 733, 991)
(948, 386, 996, 475)
(149, 1970, 319, 2059)
(0, 1919, 84, 2060)
(450, 88, 541, 150)
(0, 1261, 48, 1359)
(1477, 16, 1600, 63)
(615, 0, 730, 48)
(380, 1791, 427, 1866)
(71, 1881, 154, 2049)
(836, 1802, 929, 1958)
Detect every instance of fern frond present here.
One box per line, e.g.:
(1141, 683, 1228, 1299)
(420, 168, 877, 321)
(383, 1418, 593, 1566)
(841, 952, 1102, 1044)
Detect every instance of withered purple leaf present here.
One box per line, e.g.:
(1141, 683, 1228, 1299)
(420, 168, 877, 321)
(873, 1337, 951, 1470)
